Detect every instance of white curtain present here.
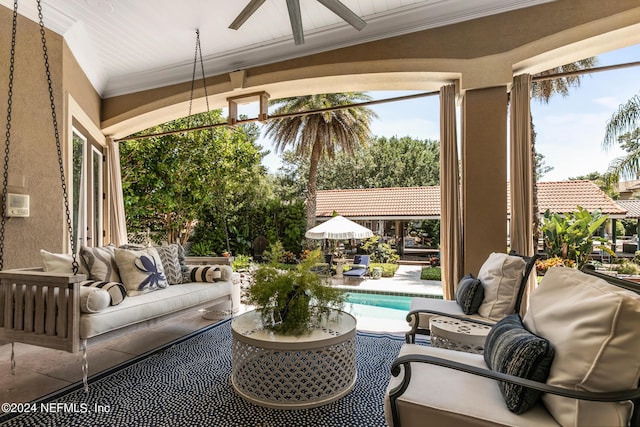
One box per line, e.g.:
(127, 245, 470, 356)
(107, 137, 128, 246)
(509, 74, 536, 310)
(440, 84, 463, 300)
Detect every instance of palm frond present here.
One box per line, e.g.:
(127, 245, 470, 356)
(603, 94, 640, 148)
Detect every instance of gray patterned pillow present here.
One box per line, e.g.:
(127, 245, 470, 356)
(154, 244, 183, 285)
(80, 245, 121, 282)
(484, 314, 555, 414)
(114, 247, 168, 296)
(454, 273, 484, 314)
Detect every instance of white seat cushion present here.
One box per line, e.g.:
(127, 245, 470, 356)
(79, 281, 232, 338)
(384, 344, 560, 427)
(408, 297, 489, 327)
(523, 267, 640, 427)
(477, 253, 526, 321)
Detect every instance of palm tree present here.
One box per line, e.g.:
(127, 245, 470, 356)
(264, 93, 377, 239)
(602, 94, 640, 181)
(529, 58, 597, 243)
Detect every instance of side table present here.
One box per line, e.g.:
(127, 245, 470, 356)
(231, 309, 357, 409)
(429, 316, 492, 354)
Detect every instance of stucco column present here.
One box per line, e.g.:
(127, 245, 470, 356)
(461, 86, 508, 275)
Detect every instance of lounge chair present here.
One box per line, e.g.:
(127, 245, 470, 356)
(385, 266, 640, 427)
(343, 254, 370, 282)
(311, 253, 334, 276)
(405, 251, 539, 344)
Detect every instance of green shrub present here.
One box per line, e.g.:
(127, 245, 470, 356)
(361, 236, 399, 263)
(614, 260, 640, 275)
(369, 263, 399, 277)
(232, 254, 252, 271)
(421, 267, 441, 281)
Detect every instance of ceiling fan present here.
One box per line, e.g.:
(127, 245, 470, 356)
(229, 0, 367, 45)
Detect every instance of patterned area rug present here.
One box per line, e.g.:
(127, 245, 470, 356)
(1, 320, 428, 427)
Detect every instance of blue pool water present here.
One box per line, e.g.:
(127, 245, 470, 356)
(345, 292, 412, 311)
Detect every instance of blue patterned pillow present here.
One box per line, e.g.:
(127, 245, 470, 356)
(484, 314, 555, 414)
(455, 273, 484, 314)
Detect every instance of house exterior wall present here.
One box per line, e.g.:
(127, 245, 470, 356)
(0, 8, 101, 269)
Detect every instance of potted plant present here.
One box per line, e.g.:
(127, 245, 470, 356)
(245, 245, 345, 336)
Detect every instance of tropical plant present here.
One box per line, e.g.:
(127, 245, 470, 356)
(188, 241, 216, 256)
(245, 248, 345, 336)
(605, 126, 640, 183)
(540, 207, 611, 268)
(231, 254, 252, 272)
(613, 259, 640, 275)
(535, 256, 575, 275)
(360, 235, 399, 264)
(264, 93, 377, 240)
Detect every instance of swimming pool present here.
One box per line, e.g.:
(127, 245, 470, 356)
(345, 292, 412, 311)
(343, 292, 412, 322)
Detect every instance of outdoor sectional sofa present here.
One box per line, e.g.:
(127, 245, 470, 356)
(0, 244, 236, 389)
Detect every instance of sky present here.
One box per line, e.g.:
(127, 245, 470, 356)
(251, 43, 640, 183)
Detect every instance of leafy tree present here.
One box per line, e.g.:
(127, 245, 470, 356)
(277, 135, 440, 191)
(535, 152, 553, 180)
(264, 93, 377, 238)
(120, 111, 265, 247)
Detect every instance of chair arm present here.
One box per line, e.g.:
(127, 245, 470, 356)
(405, 309, 494, 343)
(388, 353, 640, 427)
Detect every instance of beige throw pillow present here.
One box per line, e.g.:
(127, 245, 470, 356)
(523, 267, 640, 427)
(114, 247, 169, 296)
(477, 253, 526, 321)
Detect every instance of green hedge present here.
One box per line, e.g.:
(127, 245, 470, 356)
(421, 266, 441, 281)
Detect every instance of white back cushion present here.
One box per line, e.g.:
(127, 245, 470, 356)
(477, 253, 526, 321)
(523, 267, 640, 427)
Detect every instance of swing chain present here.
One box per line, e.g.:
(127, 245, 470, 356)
(36, 0, 78, 274)
(0, 0, 18, 271)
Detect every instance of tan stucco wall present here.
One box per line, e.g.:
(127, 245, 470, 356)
(462, 87, 509, 275)
(0, 7, 101, 268)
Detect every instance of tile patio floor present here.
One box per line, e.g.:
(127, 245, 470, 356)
(0, 264, 441, 406)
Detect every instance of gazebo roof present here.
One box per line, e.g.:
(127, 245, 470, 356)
(316, 180, 627, 219)
(614, 199, 640, 219)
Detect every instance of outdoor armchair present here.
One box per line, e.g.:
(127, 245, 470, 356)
(386, 266, 640, 427)
(405, 251, 539, 344)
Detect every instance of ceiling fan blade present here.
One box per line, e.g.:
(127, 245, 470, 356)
(229, 0, 267, 30)
(286, 0, 304, 45)
(317, 0, 366, 31)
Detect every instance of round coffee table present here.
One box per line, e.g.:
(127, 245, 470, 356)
(231, 309, 357, 409)
(429, 315, 492, 354)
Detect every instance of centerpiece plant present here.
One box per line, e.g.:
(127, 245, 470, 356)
(245, 245, 345, 336)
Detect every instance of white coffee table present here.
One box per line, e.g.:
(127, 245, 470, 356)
(231, 309, 357, 409)
(429, 315, 492, 354)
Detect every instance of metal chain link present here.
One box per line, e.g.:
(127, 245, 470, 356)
(37, 0, 78, 274)
(186, 29, 200, 130)
(0, 0, 18, 271)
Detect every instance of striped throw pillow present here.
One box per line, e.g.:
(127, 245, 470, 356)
(81, 280, 126, 305)
(187, 265, 222, 283)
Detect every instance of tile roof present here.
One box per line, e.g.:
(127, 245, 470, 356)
(530, 180, 627, 217)
(315, 186, 440, 218)
(316, 180, 627, 219)
(614, 199, 640, 218)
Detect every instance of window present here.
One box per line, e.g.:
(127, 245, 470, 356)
(72, 128, 104, 249)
